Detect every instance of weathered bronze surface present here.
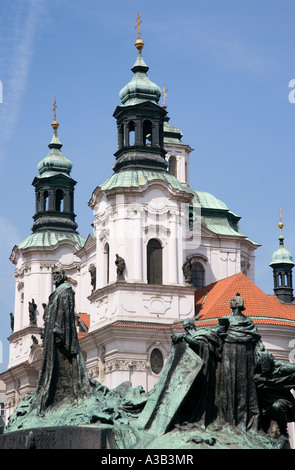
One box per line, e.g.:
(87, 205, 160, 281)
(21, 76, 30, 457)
(4, 289, 295, 449)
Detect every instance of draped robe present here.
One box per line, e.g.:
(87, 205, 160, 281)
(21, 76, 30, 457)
(34, 282, 91, 413)
(216, 314, 261, 430)
(173, 327, 223, 427)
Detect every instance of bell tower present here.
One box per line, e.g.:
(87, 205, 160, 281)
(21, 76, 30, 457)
(31, 99, 78, 233)
(7, 101, 85, 378)
(270, 210, 294, 303)
(112, 20, 168, 173)
(87, 16, 196, 390)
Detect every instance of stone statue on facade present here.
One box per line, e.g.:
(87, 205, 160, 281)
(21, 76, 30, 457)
(115, 254, 126, 281)
(9, 312, 14, 332)
(29, 298, 37, 326)
(182, 259, 192, 286)
(89, 265, 96, 292)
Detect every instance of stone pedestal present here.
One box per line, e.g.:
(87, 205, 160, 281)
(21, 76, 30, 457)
(0, 425, 115, 449)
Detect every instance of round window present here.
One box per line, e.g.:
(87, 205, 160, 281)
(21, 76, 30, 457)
(150, 348, 164, 374)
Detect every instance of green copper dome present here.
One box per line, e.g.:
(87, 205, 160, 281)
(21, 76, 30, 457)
(270, 218, 294, 266)
(119, 49, 161, 106)
(18, 231, 85, 250)
(270, 237, 294, 266)
(37, 131, 73, 178)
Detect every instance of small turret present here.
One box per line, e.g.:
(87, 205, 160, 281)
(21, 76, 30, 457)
(270, 209, 294, 303)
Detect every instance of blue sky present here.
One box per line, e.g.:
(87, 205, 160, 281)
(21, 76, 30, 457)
(0, 0, 294, 371)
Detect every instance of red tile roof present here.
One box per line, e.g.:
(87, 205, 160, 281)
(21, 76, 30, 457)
(77, 332, 88, 339)
(77, 313, 90, 329)
(195, 272, 295, 327)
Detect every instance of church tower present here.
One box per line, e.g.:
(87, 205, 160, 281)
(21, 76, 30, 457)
(270, 210, 294, 303)
(2, 17, 262, 413)
(31, 103, 78, 234)
(6, 106, 85, 414)
(113, 35, 167, 173)
(86, 17, 196, 390)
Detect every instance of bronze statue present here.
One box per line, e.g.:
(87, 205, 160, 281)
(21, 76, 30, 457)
(172, 318, 223, 426)
(255, 348, 295, 439)
(215, 293, 262, 430)
(33, 267, 92, 413)
(5, 288, 295, 449)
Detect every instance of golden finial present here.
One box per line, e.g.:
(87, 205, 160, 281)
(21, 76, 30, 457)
(163, 84, 168, 107)
(135, 12, 144, 50)
(51, 97, 59, 132)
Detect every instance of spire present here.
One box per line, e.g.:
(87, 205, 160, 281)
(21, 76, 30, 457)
(31, 100, 78, 234)
(134, 12, 144, 51)
(52, 97, 59, 133)
(162, 84, 168, 109)
(37, 99, 72, 177)
(119, 14, 161, 106)
(270, 209, 294, 303)
(278, 207, 284, 246)
(112, 15, 167, 173)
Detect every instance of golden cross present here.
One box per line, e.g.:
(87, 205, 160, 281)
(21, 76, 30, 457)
(53, 97, 57, 121)
(163, 84, 168, 107)
(135, 12, 142, 39)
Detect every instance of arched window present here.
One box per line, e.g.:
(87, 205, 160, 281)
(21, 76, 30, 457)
(191, 262, 204, 290)
(147, 239, 162, 285)
(143, 120, 152, 146)
(104, 243, 110, 284)
(36, 192, 41, 213)
(128, 121, 135, 146)
(55, 189, 64, 211)
(69, 190, 74, 212)
(169, 156, 177, 177)
(43, 190, 49, 211)
(118, 123, 124, 148)
(150, 348, 164, 374)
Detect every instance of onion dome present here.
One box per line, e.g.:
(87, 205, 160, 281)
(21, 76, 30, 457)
(270, 216, 294, 267)
(119, 34, 161, 106)
(269, 211, 294, 303)
(37, 113, 72, 178)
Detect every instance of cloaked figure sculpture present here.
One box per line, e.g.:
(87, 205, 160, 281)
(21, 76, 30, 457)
(33, 267, 92, 413)
(215, 293, 262, 431)
(255, 348, 295, 439)
(171, 319, 223, 427)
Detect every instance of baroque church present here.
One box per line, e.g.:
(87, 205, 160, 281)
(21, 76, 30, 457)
(2, 23, 295, 430)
